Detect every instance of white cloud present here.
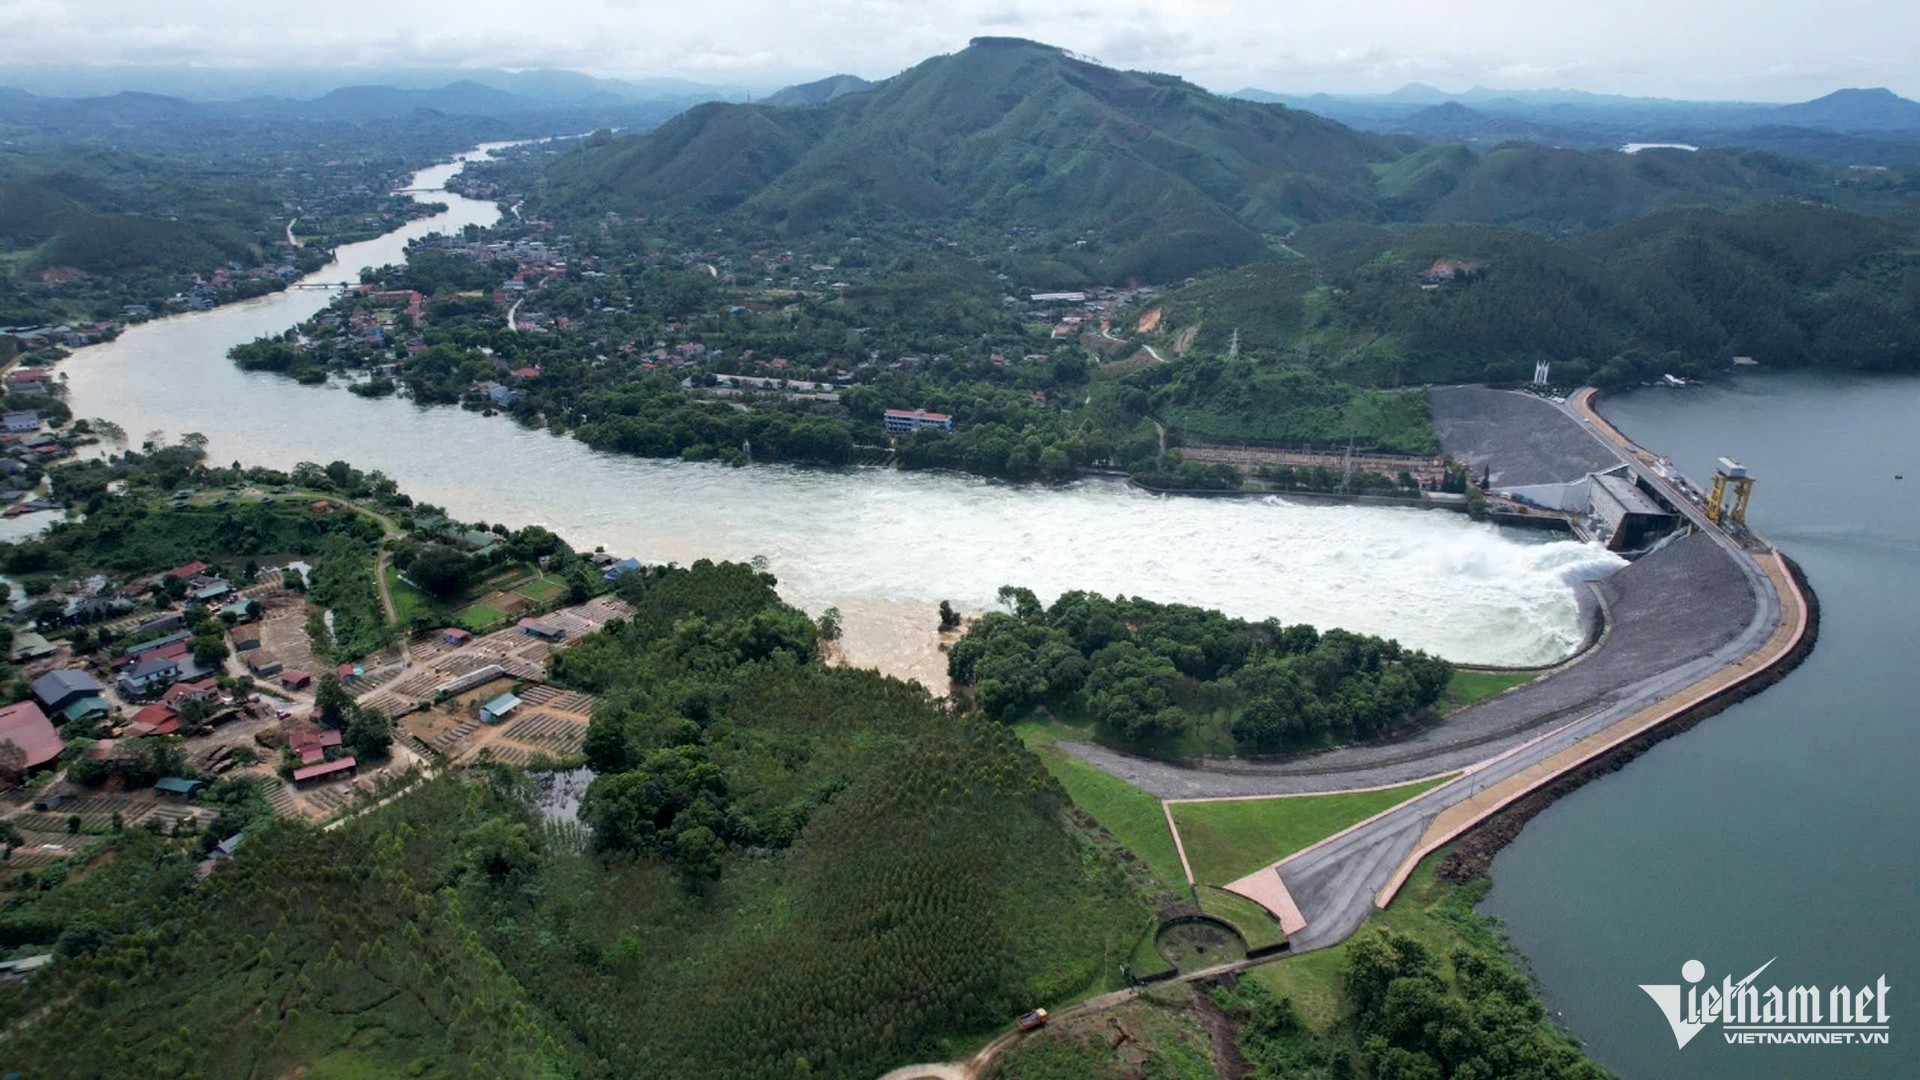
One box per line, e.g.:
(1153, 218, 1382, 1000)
(0, 0, 1912, 99)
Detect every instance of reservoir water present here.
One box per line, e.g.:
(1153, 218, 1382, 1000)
(1484, 372, 1920, 1079)
(56, 146, 1619, 684)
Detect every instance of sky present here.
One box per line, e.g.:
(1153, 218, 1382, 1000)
(0, 0, 1915, 101)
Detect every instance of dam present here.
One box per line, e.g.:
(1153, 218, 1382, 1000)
(1063, 384, 1810, 951)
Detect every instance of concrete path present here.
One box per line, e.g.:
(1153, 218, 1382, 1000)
(1062, 388, 1800, 956)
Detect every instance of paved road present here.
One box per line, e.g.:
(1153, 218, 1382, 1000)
(1274, 391, 1788, 951)
(878, 388, 1802, 1078)
(1063, 388, 1788, 952)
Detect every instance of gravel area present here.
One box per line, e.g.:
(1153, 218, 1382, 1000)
(1429, 386, 1625, 487)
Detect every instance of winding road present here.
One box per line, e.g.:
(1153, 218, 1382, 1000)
(1063, 389, 1807, 947)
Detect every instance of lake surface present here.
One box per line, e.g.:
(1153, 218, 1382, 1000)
(1484, 371, 1920, 1079)
(56, 145, 1620, 684)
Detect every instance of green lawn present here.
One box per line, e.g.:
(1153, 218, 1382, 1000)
(514, 575, 565, 602)
(457, 602, 509, 631)
(1442, 669, 1534, 714)
(1170, 776, 1451, 887)
(1195, 885, 1286, 951)
(1016, 720, 1187, 891)
(384, 565, 450, 627)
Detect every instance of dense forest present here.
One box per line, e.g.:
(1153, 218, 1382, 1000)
(539, 38, 1916, 287)
(949, 587, 1453, 755)
(1144, 202, 1920, 385)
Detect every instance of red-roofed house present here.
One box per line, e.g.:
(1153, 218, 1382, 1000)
(166, 560, 212, 580)
(292, 756, 357, 784)
(124, 704, 180, 738)
(280, 670, 312, 690)
(511, 367, 540, 380)
(0, 701, 64, 776)
(290, 729, 342, 754)
(161, 679, 219, 708)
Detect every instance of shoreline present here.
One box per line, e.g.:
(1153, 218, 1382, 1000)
(1439, 552, 1819, 882)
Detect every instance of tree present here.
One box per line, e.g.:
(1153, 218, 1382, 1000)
(192, 634, 229, 667)
(343, 706, 393, 763)
(816, 607, 842, 641)
(406, 545, 476, 599)
(937, 600, 960, 632)
(313, 674, 353, 729)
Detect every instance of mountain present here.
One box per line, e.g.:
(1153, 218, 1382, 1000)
(1229, 83, 1920, 163)
(544, 37, 1405, 280)
(761, 74, 875, 108)
(0, 63, 748, 104)
(1767, 88, 1920, 133)
(1140, 202, 1920, 387)
(541, 39, 1905, 282)
(1389, 102, 1559, 143)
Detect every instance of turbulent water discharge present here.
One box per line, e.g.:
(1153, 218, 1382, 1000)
(57, 144, 1623, 684)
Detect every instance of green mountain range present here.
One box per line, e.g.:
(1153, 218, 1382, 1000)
(539, 37, 1901, 283)
(1137, 202, 1920, 386)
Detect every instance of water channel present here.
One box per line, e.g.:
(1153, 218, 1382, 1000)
(56, 144, 1619, 685)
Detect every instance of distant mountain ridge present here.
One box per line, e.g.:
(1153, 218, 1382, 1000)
(0, 63, 750, 104)
(540, 38, 1899, 284)
(1230, 82, 1920, 162)
(544, 37, 1408, 280)
(0, 80, 715, 144)
(761, 74, 875, 108)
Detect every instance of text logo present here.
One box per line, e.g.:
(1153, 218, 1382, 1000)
(1641, 959, 1891, 1048)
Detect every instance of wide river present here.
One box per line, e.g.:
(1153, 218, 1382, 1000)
(1487, 372, 1920, 1079)
(55, 145, 1620, 685)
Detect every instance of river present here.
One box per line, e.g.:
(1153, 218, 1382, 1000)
(1484, 371, 1920, 1079)
(56, 144, 1620, 686)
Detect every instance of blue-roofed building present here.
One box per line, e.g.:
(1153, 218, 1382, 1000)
(117, 656, 181, 698)
(31, 669, 104, 714)
(602, 557, 642, 581)
(61, 697, 110, 725)
(479, 692, 521, 724)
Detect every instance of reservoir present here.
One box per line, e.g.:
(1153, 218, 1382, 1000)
(57, 146, 1619, 684)
(1483, 371, 1920, 1079)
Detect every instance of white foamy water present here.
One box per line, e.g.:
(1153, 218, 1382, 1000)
(55, 143, 1625, 686)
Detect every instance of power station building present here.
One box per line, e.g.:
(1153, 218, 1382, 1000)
(1586, 467, 1677, 551)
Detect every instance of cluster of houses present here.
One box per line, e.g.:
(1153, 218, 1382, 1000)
(1, 324, 107, 351)
(174, 261, 302, 311)
(1023, 286, 1158, 339)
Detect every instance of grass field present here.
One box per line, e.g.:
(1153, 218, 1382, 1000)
(982, 989, 1216, 1080)
(1169, 776, 1451, 887)
(385, 566, 448, 627)
(1195, 885, 1286, 950)
(1016, 720, 1187, 890)
(1442, 669, 1535, 714)
(514, 576, 566, 602)
(457, 602, 509, 631)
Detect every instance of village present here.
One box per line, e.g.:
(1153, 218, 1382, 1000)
(0, 475, 646, 877)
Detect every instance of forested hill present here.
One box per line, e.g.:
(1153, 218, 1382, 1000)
(537, 37, 1900, 284)
(541, 36, 1405, 280)
(1137, 201, 1920, 385)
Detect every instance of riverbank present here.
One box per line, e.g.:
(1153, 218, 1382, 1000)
(1437, 553, 1819, 882)
(1046, 386, 1805, 969)
(1480, 371, 1920, 1079)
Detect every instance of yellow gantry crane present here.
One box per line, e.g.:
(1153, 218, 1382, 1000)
(1705, 457, 1755, 527)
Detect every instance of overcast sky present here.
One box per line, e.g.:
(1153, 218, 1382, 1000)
(1, 0, 1914, 100)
